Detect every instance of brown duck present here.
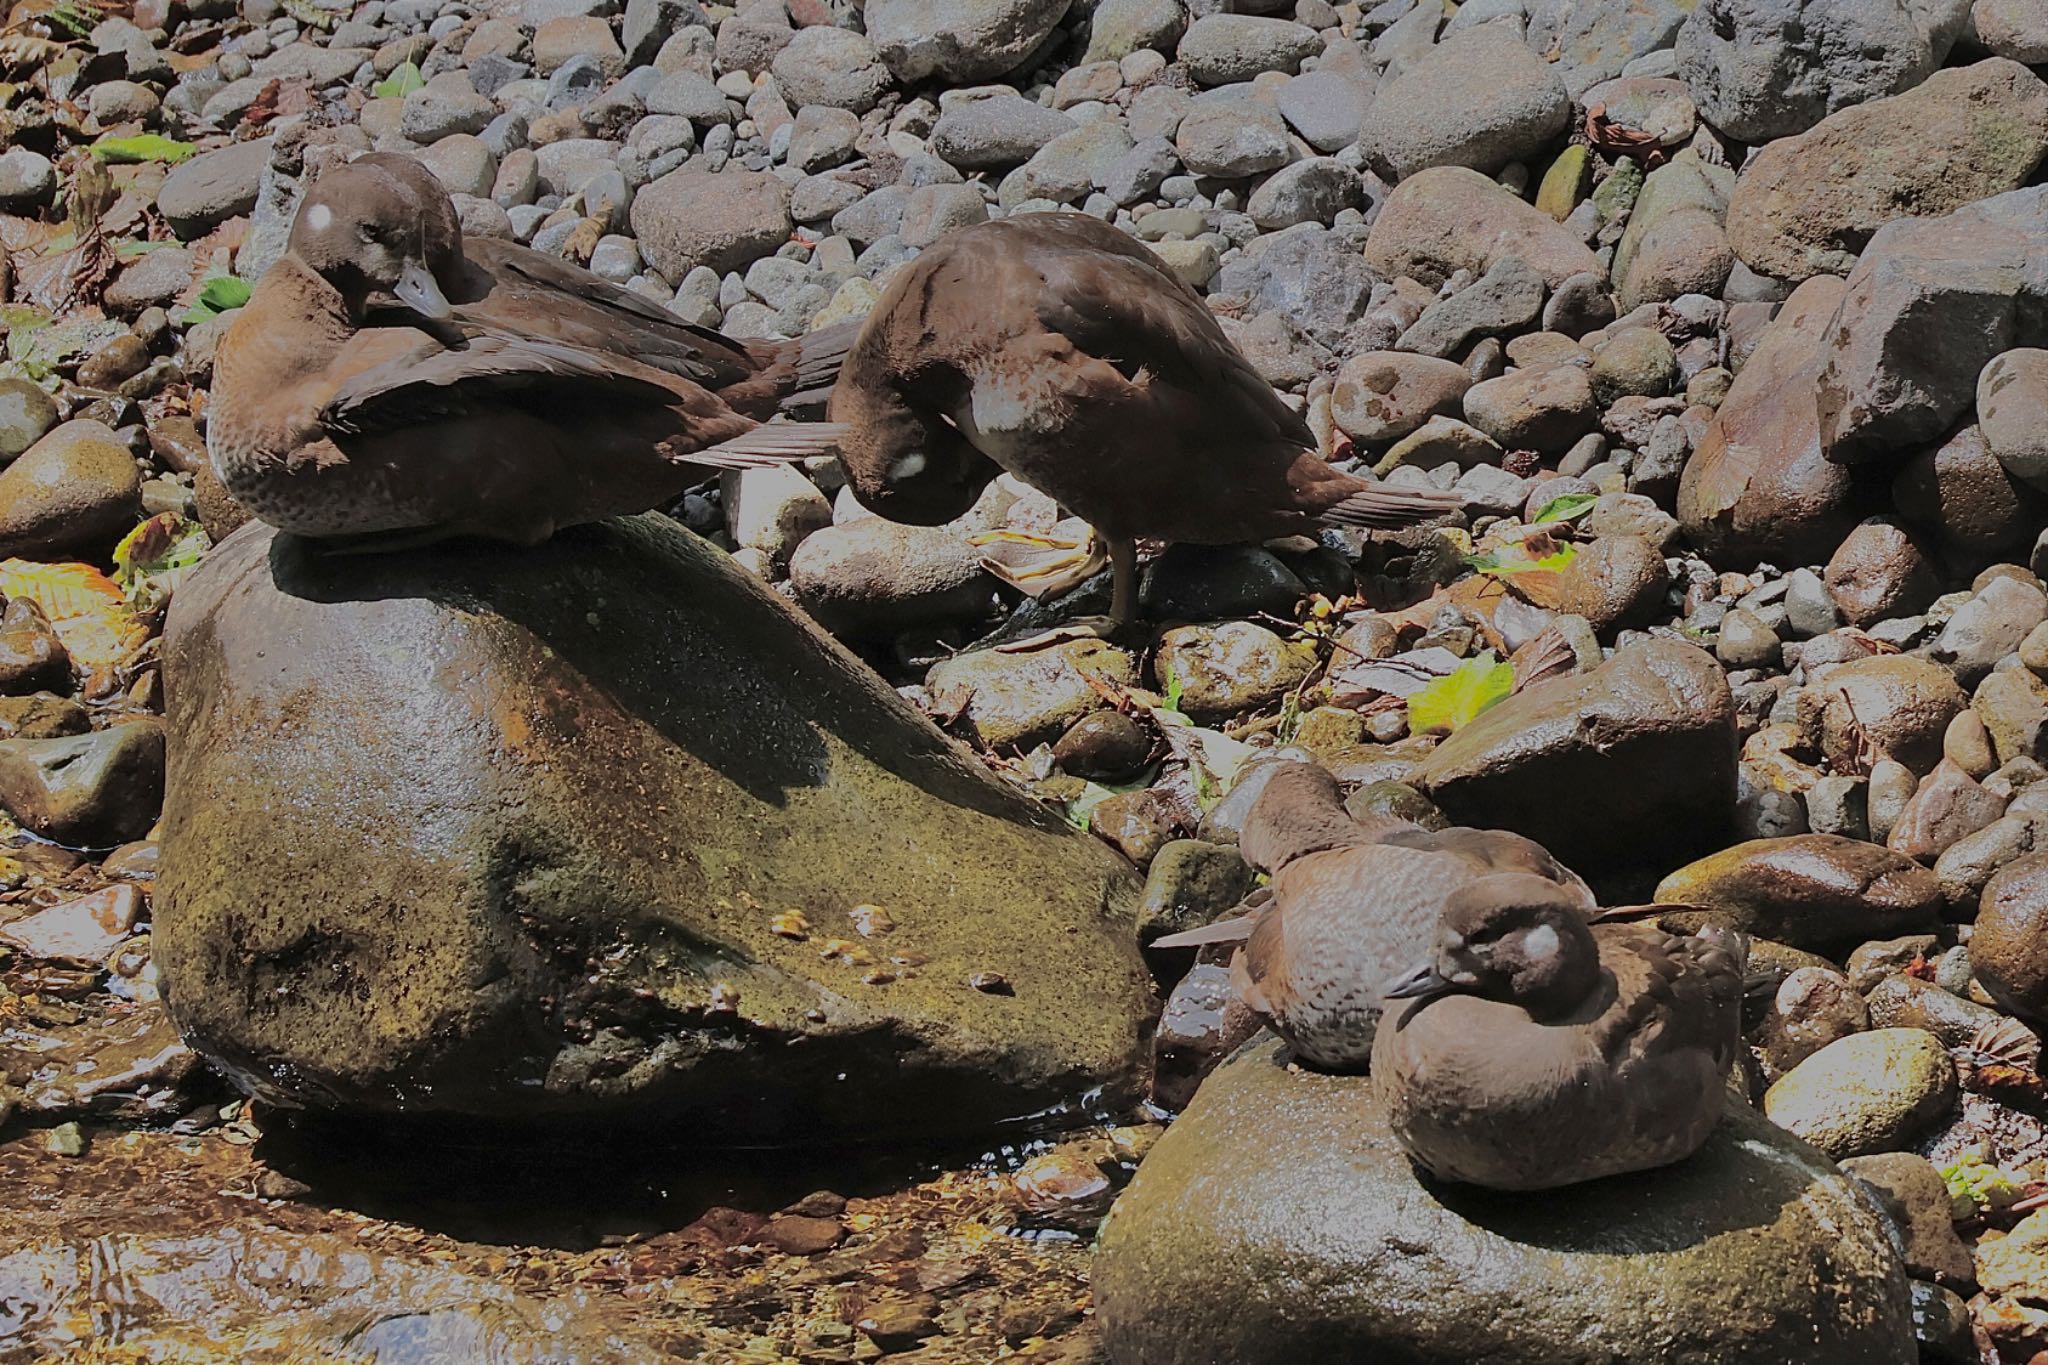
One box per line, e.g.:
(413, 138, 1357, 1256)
(829, 213, 1464, 629)
(209, 156, 845, 546)
(345, 153, 856, 418)
(1152, 761, 1595, 1070)
(1373, 873, 1747, 1189)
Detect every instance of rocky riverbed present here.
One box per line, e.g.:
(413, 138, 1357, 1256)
(6, 0, 2048, 1358)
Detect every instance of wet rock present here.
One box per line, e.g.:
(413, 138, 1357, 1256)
(0, 884, 143, 965)
(155, 519, 1154, 1134)
(1136, 839, 1255, 944)
(1677, 276, 1855, 567)
(1590, 328, 1680, 403)
(1675, 0, 1973, 144)
(1152, 624, 1314, 724)
(1825, 518, 1943, 627)
(1762, 1028, 1956, 1159)
(1863, 973, 2005, 1051)
(0, 694, 89, 741)
(1364, 166, 1606, 290)
(759, 1214, 843, 1255)
(1140, 545, 1306, 621)
(927, 639, 1138, 750)
(630, 167, 792, 278)
(722, 464, 829, 565)
(1150, 960, 1256, 1110)
(1380, 415, 1504, 472)
(0, 722, 163, 848)
(1894, 423, 2044, 556)
(1933, 575, 2048, 681)
(1055, 711, 1154, 783)
(1816, 186, 2048, 467)
(1357, 25, 1570, 181)
(0, 598, 69, 695)
(1716, 608, 1782, 670)
(1415, 638, 1735, 871)
(0, 379, 56, 462)
(867, 0, 1073, 82)
(1089, 787, 1177, 865)
(1816, 656, 1969, 775)
(1097, 1036, 1914, 1365)
(0, 419, 143, 560)
(1009, 1143, 1118, 1232)
(789, 520, 994, 637)
(1726, 60, 2048, 284)
(1971, 852, 2048, 1021)
(1652, 835, 1942, 951)
(1977, 666, 2048, 767)
(1936, 810, 2048, 908)
(1886, 759, 2009, 861)
(1757, 965, 1868, 1081)
(1840, 1152, 1977, 1289)
(1547, 533, 1671, 634)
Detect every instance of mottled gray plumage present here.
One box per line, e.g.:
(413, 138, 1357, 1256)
(1152, 761, 1596, 1070)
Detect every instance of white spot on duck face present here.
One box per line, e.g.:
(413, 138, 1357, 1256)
(305, 203, 333, 231)
(889, 451, 927, 481)
(1521, 922, 1561, 961)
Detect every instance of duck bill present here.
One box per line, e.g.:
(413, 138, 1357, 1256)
(394, 260, 453, 320)
(1381, 961, 1458, 1003)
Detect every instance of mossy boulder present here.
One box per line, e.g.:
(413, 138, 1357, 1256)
(1095, 1037, 1915, 1365)
(154, 517, 1154, 1139)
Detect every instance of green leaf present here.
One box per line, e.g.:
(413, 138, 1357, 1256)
(179, 274, 253, 327)
(1465, 541, 1579, 577)
(197, 276, 252, 312)
(372, 61, 424, 99)
(1531, 491, 1598, 525)
(1407, 653, 1514, 734)
(1065, 775, 1152, 830)
(89, 133, 198, 165)
(1161, 660, 1184, 715)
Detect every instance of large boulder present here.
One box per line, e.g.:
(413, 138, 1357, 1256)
(1675, 0, 1972, 143)
(1414, 638, 1735, 873)
(1816, 185, 2048, 467)
(154, 518, 1154, 1138)
(1678, 275, 1862, 566)
(1095, 1037, 1917, 1365)
(1726, 60, 2048, 283)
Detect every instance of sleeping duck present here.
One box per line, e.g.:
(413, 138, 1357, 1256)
(342, 152, 857, 419)
(1374, 873, 1747, 1190)
(829, 212, 1465, 631)
(209, 156, 845, 547)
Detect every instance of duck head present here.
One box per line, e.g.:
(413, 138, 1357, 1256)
(288, 152, 463, 321)
(1382, 873, 1599, 1021)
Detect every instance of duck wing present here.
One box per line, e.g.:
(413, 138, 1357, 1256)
(1594, 925, 1746, 1146)
(320, 330, 846, 467)
(1023, 217, 1313, 451)
(454, 238, 765, 390)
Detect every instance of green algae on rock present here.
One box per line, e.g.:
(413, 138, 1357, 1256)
(153, 517, 1154, 1139)
(1095, 1037, 1916, 1365)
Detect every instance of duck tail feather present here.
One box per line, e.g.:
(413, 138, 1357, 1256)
(1149, 916, 1256, 949)
(683, 421, 848, 468)
(783, 320, 863, 410)
(1316, 482, 1465, 531)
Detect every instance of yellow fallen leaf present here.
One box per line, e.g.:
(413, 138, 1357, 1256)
(0, 559, 149, 670)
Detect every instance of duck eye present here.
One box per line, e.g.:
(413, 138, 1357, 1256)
(358, 224, 381, 244)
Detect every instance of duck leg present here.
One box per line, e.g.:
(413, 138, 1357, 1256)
(991, 530, 1139, 653)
